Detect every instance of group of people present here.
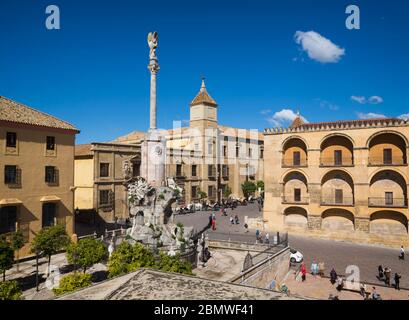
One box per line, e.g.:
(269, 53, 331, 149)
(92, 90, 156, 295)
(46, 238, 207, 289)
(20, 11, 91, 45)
(378, 265, 401, 290)
(255, 229, 269, 244)
(299, 261, 325, 282)
(229, 214, 240, 225)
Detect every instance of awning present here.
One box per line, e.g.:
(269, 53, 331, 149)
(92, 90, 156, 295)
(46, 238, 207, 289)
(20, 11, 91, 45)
(0, 198, 23, 206)
(40, 195, 61, 202)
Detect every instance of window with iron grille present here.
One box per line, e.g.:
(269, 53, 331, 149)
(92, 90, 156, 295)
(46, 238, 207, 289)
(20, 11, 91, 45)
(192, 165, 197, 177)
(100, 163, 110, 177)
(6, 132, 17, 148)
(42, 203, 56, 228)
(4, 165, 18, 184)
(46, 136, 56, 150)
(0, 206, 17, 234)
(99, 190, 110, 205)
(45, 166, 58, 184)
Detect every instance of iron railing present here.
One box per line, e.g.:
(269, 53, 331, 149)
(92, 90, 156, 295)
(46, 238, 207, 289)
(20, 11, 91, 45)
(281, 159, 308, 167)
(281, 196, 309, 205)
(368, 197, 408, 208)
(368, 157, 407, 166)
(319, 157, 354, 167)
(321, 196, 354, 206)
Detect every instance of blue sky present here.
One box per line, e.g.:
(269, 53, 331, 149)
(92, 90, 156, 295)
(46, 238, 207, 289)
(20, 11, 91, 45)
(0, 0, 408, 144)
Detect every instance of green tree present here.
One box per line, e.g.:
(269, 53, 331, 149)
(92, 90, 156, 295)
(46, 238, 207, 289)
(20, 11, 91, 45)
(31, 225, 70, 276)
(256, 180, 265, 192)
(11, 231, 24, 272)
(241, 181, 257, 198)
(197, 190, 207, 200)
(107, 242, 155, 278)
(0, 280, 22, 300)
(156, 252, 193, 275)
(223, 185, 232, 198)
(66, 238, 107, 273)
(0, 239, 14, 282)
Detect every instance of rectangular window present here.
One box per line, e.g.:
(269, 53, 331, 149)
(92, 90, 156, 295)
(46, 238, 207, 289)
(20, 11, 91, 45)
(260, 148, 264, 159)
(6, 132, 17, 148)
(42, 203, 56, 228)
(383, 148, 392, 165)
(222, 165, 229, 177)
(4, 165, 17, 184)
(176, 164, 183, 177)
(192, 165, 197, 177)
(248, 148, 252, 158)
(208, 186, 215, 198)
(100, 163, 109, 178)
(334, 150, 342, 166)
(46, 136, 56, 150)
(132, 163, 140, 177)
(294, 188, 301, 202)
(208, 165, 215, 178)
(236, 146, 240, 158)
(223, 145, 227, 157)
(208, 143, 213, 155)
(99, 190, 110, 206)
(335, 189, 343, 204)
(293, 151, 301, 166)
(45, 166, 57, 184)
(191, 186, 198, 198)
(385, 192, 393, 206)
(0, 206, 17, 234)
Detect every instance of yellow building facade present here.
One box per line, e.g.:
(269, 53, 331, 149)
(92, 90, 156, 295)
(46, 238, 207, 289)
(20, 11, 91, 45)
(263, 115, 409, 247)
(0, 96, 79, 257)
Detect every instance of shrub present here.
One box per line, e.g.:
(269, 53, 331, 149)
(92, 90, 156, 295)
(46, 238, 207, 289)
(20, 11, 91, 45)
(66, 237, 107, 273)
(53, 273, 92, 296)
(107, 242, 155, 278)
(0, 239, 14, 282)
(157, 253, 193, 275)
(0, 280, 22, 300)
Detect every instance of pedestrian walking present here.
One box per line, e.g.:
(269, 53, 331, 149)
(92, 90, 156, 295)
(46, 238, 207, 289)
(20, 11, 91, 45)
(234, 214, 239, 225)
(330, 267, 337, 285)
(394, 273, 401, 290)
(399, 246, 405, 260)
(384, 267, 391, 286)
(336, 276, 344, 291)
(244, 223, 249, 233)
(301, 263, 307, 282)
(371, 287, 381, 300)
(256, 229, 260, 242)
(230, 216, 234, 225)
(378, 265, 384, 280)
(318, 262, 325, 277)
(311, 260, 318, 275)
(208, 214, 213, 227)
(360, 283, 367, 299)
(211, 218, 216, 231)
(265, 233, 269, 244)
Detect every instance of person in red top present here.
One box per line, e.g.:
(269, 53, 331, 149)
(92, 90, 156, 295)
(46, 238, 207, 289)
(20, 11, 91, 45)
(301, 262, 307, 282)
(211, 218, 216, 230)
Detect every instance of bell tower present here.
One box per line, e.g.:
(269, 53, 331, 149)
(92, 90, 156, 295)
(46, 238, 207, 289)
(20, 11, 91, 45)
(189, 78, 218, 128)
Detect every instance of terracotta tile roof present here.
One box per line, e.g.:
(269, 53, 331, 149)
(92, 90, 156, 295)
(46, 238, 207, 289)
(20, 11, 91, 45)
(296, 117, 401, 129)
(112, 131, 146, 143)
(0, 96, 79, 132)
(290, 114, 305, 129)
(75, 144, 93, 157)
(190, 79, 217, 107)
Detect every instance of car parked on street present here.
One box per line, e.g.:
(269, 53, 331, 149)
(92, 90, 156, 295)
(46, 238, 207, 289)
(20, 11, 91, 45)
(290, 248, 303, 263)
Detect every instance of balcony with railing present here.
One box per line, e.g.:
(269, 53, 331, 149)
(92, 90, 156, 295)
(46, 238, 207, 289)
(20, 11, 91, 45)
(321, 196, 354, 206)
(319, 157, 354, 167)
(368, 156, 407, 167)
(282, 196, 309, 205)
(281, 158, 308, 168)
(175, 170, 186, 179)
(368, 197, 408, 208)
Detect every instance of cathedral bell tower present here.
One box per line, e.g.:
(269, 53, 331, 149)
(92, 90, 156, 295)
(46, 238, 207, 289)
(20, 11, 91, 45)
(189, 78, 218, 128)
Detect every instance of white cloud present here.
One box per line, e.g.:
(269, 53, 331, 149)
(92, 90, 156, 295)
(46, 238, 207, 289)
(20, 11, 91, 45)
(351, 96, 366, 104)
(356, 112, 387, 120)
(260, 109, 272, 115)
(368, 96, 384, 104)
(294, 31, 345, 63)
(351, 95, 384, 105)
(267, 109, 308, 127)
(398, 114, 409, 120)
(316, 99, 339, 111)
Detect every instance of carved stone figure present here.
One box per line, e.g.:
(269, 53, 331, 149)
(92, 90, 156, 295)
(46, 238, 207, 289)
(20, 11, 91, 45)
(147, 31, 158, 61)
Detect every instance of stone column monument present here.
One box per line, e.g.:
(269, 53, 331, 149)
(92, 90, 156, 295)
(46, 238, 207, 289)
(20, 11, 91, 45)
(140, 32, 166, 187)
